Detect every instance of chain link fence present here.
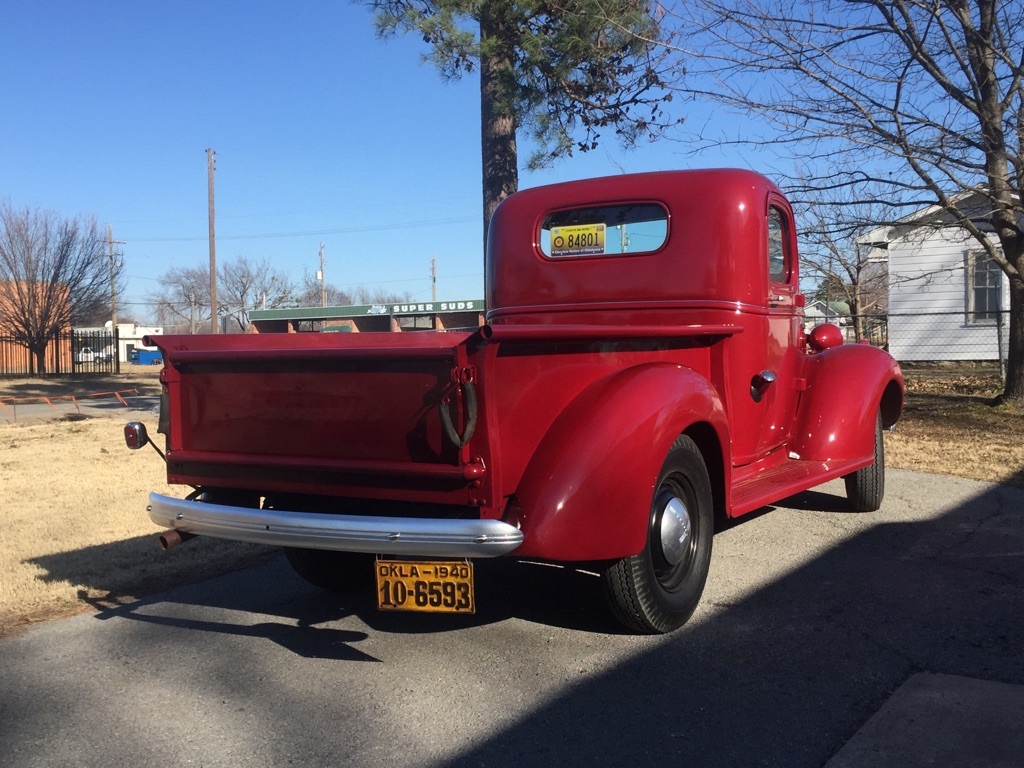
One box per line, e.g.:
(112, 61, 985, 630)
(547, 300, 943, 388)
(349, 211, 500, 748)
(825, 310, 1008, 384)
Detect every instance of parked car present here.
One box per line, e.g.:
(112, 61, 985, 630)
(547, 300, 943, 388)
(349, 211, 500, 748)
(76, 346, 113, 364)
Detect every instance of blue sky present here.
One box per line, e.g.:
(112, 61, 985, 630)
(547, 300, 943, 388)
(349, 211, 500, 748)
(1, 1, 770, 321)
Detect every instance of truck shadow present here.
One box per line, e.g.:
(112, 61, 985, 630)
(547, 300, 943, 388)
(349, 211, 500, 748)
(24, 539, 383, 660)
(79, 588, 379, 662)
(27, 532, 622, 645)
(102, 555, 622, 641)
(27, 536, 276, 604)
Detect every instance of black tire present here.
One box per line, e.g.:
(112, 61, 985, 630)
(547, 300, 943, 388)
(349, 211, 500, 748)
(844, 411, 885, 512)
(601, 435, 714, 634)
(283, 548, 375, 593)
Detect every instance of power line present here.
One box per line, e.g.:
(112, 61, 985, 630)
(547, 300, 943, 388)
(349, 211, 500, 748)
(126, 215, 478, 243)
(111, 196, 478, 226)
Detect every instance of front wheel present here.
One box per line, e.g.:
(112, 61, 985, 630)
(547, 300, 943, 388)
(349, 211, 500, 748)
(844, 411, 885, 512)
(602, 435, 714, 634)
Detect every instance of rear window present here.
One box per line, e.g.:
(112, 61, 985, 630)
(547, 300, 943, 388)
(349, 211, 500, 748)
(539, 203, 668, 258)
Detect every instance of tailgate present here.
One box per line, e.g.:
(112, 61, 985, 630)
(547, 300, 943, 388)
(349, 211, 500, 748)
(150, 332, 484, 501)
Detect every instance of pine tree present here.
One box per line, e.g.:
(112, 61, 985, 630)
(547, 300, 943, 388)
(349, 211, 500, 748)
(369, 0, 679, 240)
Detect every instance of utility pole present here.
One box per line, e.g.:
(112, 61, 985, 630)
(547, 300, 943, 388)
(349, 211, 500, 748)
(207, 148, 218, 333)
(318, 242, 326, 307)
(107, 226, 125, 329)
(431, 254, 437, 302)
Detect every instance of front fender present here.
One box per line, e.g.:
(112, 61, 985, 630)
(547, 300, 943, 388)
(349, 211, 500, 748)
(790, 344, 904, 462)
(511, 363, 728, 562)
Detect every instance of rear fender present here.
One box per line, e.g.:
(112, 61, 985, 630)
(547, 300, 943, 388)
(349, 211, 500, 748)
(790, 344, 904, 462)
(511, 364, 728, 562)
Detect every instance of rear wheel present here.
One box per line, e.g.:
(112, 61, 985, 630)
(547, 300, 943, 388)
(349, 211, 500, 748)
(602, 435, 714, 634)
(844, 411, 885, 512)
(283, 548, 375, 593)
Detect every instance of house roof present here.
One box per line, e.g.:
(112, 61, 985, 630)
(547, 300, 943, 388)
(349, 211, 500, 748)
(856, 189, 998, 248)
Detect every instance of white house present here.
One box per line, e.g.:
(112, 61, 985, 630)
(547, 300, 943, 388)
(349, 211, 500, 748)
(860, 193, 1010, 362)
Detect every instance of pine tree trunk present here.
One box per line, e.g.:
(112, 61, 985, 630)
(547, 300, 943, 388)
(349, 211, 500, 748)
(479, 1, 519, 251)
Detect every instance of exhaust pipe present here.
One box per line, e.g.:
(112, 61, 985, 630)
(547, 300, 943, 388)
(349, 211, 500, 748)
(158, 529, 198, 550)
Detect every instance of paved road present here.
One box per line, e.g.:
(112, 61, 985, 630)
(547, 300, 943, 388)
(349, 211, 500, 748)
(0, 392, 160, 424)
(1, 470, 1022, 767)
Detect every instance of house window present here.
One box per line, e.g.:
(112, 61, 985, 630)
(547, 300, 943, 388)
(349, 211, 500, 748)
(965, 251, 1002, 323)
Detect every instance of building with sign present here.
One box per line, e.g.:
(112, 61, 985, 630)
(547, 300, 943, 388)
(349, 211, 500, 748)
(247, 300, 485, 334)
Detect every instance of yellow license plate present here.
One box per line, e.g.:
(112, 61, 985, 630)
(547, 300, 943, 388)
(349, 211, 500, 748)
(550, 223, 606, 257)
(375, 559, 475, 614)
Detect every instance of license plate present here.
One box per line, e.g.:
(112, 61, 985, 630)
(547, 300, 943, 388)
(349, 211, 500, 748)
(375, 559, 475, 614)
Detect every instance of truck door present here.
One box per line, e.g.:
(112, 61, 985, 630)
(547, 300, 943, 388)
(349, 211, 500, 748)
(731, 198, 803, 466)
(756, 200, 803, 457)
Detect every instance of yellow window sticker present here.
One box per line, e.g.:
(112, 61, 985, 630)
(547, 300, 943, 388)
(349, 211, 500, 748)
(550, 223, 606, 257)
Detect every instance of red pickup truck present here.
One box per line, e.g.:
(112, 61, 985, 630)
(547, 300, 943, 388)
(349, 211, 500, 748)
(126, 169, 903, 634)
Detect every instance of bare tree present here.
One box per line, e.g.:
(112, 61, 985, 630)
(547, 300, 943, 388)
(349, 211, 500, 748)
(152, 265, 212, 334)
(152, 256, 295, 334)
(218, 256, 294, 332)
(295, 269, 353, 308)
(0, 202, 118, 373)
(674, 0, 1024, 403)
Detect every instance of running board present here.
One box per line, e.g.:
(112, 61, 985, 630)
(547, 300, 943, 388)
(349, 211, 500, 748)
(730, 455, 870, 517)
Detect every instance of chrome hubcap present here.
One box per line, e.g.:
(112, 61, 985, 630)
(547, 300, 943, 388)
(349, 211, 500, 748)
(658, 495, 692, 566)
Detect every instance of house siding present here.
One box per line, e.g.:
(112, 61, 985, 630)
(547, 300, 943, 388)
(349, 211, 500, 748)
(887, 226, 1008, 362)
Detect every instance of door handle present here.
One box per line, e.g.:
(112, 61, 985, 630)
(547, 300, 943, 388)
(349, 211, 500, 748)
(750, 370, 776, 403)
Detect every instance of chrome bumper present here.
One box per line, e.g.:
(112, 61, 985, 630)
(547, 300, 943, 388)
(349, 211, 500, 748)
(147, 493, 523, 558)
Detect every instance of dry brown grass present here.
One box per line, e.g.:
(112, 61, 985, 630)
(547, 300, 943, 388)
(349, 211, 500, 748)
(1, 380, 273, 637)
(1, 363, 1022, 637)
(886, 364, 1024, 489)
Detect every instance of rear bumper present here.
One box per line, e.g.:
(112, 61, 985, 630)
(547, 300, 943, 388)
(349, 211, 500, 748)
(146, 493, 524, 558)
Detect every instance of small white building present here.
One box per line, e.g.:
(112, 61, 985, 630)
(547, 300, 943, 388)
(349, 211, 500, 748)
(105, 321, 163, 363)
(861, 194, 1010, 362)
